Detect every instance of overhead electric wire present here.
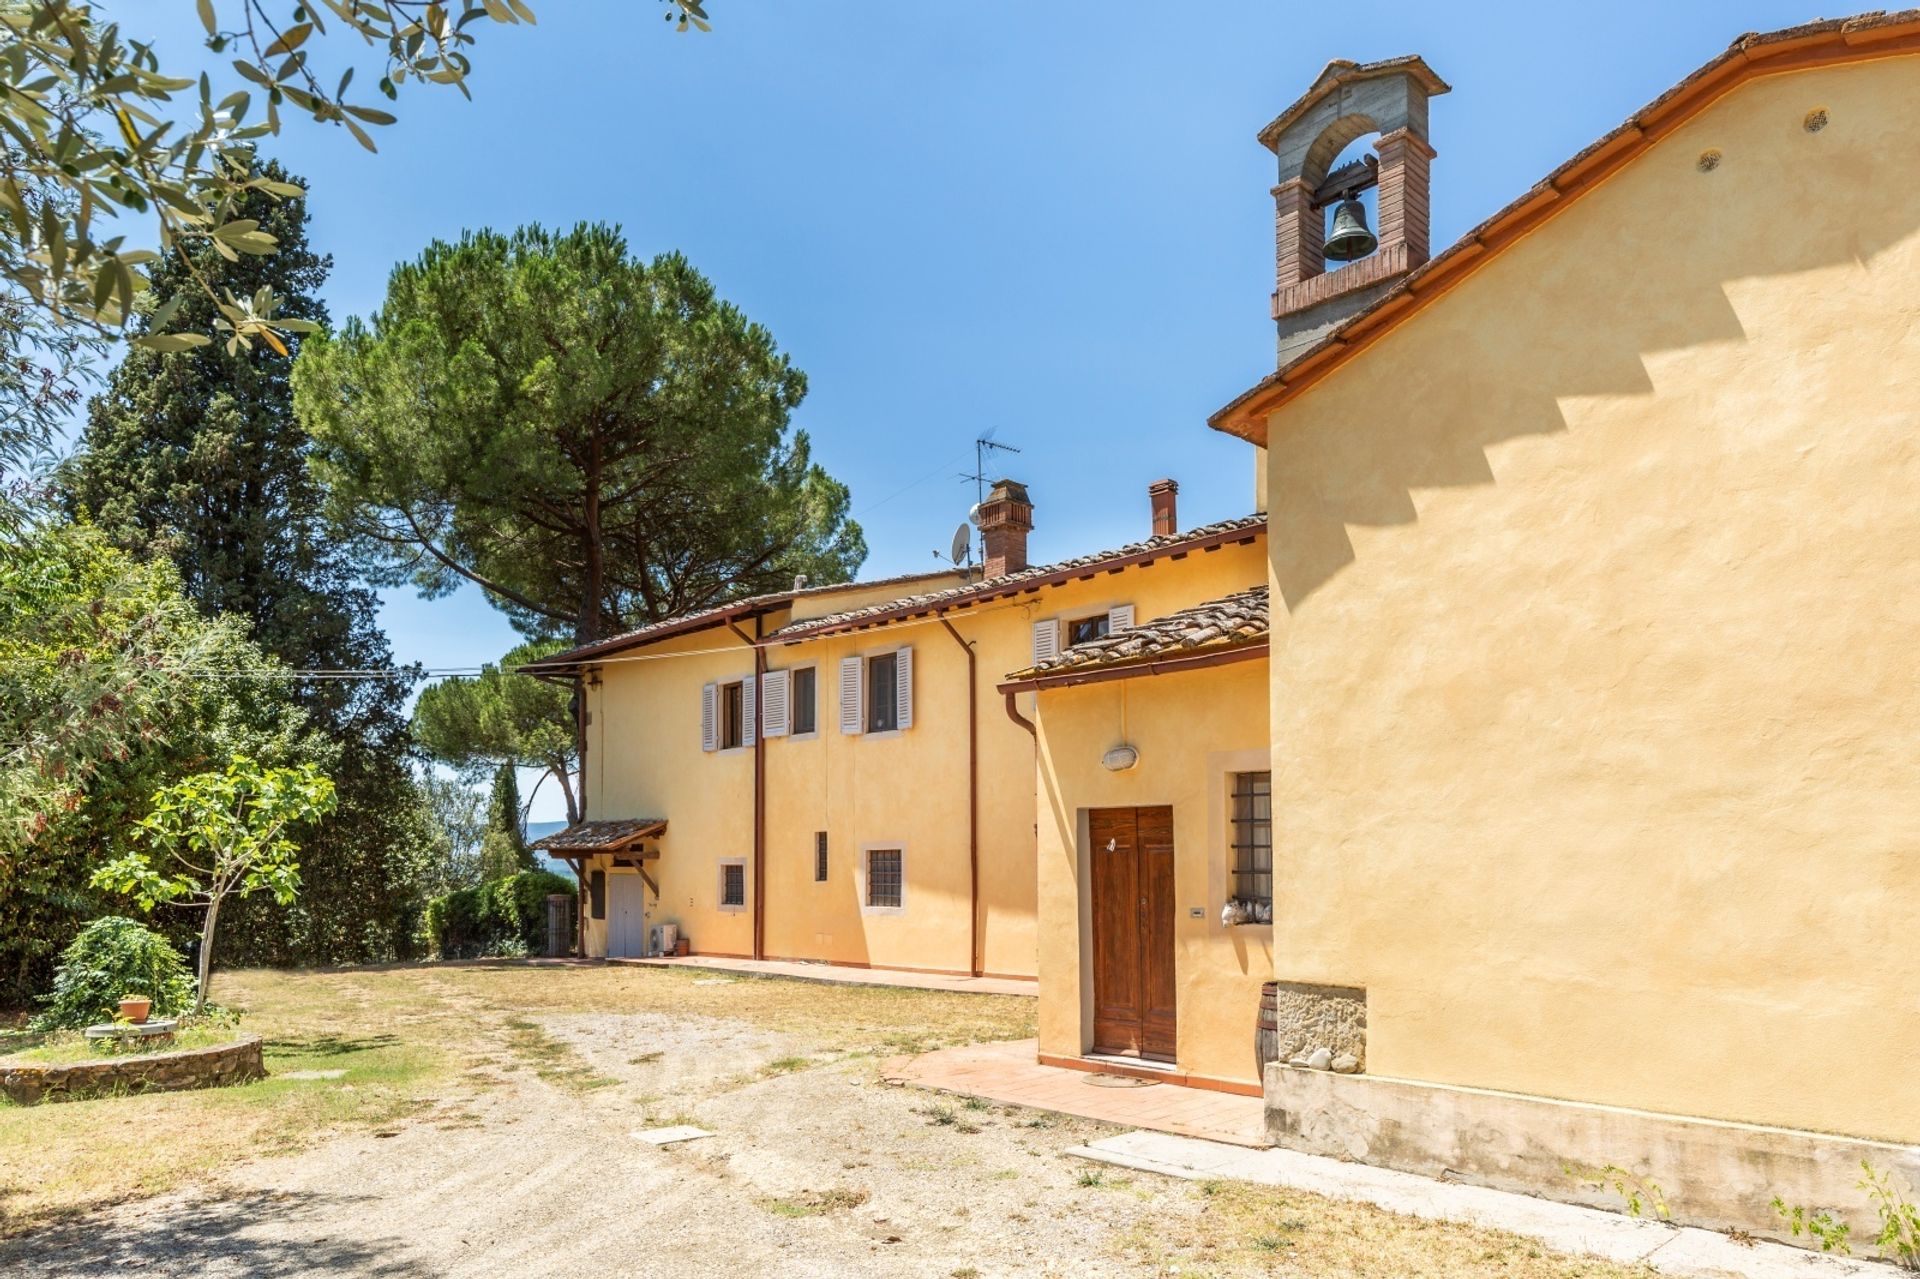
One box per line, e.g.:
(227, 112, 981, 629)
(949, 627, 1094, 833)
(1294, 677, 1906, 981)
(141, 594, 1041, 682)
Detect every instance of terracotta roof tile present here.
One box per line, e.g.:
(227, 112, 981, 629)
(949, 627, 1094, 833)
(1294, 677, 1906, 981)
(527, 567, 964, 668)
(530, 818, 666, 852)
(767, 515, 1266, 640)
(1006, 586, 1268, 682)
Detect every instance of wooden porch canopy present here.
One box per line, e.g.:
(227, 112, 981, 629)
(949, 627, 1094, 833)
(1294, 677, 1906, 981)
(531, 818, 666, 867)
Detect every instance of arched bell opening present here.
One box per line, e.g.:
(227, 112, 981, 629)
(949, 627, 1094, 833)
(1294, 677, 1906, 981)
(1316, 131, 1385, 264)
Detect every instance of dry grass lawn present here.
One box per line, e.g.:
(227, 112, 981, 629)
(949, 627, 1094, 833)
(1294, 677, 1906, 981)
(0, 962, 1664, 1277)
(0, 961, 1030, 1234)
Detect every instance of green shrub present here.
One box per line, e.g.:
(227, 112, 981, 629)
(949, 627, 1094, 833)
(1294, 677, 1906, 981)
(425, 869, 575, 960)
(30, 916, 197, 1030)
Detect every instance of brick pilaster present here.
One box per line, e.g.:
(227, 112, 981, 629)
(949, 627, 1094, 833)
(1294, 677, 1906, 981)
(1272, 177, 1323, 294)
(1373, 128, 1437, 267)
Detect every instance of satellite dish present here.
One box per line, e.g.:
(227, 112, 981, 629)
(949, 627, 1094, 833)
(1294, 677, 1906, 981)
(967, 502, 983, 529)
(949, 523, 971, 566)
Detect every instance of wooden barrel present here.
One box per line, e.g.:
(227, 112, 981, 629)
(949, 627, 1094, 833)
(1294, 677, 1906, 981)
(1255, 980, 1282, 1077)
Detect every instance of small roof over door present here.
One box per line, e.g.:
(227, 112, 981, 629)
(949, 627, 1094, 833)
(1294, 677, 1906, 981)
(531, 818, 667, 858)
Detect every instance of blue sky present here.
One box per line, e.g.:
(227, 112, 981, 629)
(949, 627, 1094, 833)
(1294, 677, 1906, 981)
(143, 2, 1830, 817)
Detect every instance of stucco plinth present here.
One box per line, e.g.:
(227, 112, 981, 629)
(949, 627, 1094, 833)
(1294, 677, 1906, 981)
(1265, 1063, 1920, 1251)
(0, 1035, 265, 1104)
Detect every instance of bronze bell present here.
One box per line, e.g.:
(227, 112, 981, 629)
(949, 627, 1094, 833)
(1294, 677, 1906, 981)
(1324, 196, 1377, 262)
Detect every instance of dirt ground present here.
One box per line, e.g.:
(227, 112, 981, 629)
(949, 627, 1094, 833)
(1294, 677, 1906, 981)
(0, 964, 1654, 1278)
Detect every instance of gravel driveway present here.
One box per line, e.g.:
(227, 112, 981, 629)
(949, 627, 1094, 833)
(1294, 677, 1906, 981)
(0, 970, 1659, 1278)
(0, 1008, 1175, 1278)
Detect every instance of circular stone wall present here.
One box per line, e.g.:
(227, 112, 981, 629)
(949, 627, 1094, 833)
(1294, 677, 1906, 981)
(0, 1034, 264, 1105)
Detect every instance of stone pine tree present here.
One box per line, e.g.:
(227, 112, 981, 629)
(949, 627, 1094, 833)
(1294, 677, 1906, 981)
(62, 158, 433, 965)
(294, 224, 868, 649)
(478, 764, 534, 883)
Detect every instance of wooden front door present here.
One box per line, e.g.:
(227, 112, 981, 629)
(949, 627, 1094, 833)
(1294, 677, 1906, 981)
(1089, 805, 1177, 1061)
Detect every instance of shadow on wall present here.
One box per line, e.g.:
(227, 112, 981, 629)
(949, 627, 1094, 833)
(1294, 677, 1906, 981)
(1266, 83, 1920, 611)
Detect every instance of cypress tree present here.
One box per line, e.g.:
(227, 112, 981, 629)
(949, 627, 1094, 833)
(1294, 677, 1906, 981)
(63, 158, 431, 964)
(479, 764, 534, 882)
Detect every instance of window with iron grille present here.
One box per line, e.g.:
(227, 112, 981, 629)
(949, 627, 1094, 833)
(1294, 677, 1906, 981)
(865, 847, 903, 910)
(866, 653, 898, 733)
(719, 680, 745, 750)
(792, 667, 817, 735)
(1230, 771, 1273, 910)
(719, 861, 746, 909)
(814, 832, 828, 883)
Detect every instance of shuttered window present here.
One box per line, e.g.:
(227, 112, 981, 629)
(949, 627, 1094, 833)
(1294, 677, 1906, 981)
(814, 831, 828, 883)
(762, 668, 791, 738)
(791, 667, 817, 735)
(894, 646, 913, 730)
(742, 672, 756, 747)
(700, 682, 718, 752)
(719, 681, 745, 750)
(1067, 614, 1109, 646)
(590, 869, 606, 920)
(867, 652, 898, 733)
(839, 656, 863, 734)
(1031, 618, 1060, 665)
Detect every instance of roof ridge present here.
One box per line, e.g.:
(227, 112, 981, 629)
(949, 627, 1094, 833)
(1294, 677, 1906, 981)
(767, 513, 1267, 640)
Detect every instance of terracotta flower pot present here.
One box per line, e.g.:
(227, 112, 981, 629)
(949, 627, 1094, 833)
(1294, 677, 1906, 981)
(118, 997, 151, 1024)
(674, 938, 690, 957)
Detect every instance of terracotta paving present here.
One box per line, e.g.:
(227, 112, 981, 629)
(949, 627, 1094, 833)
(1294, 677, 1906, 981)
(612, 954, 1038, 997)
(882, 1038, 1270, 1148)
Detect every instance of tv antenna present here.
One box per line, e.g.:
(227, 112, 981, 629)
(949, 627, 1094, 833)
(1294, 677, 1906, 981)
(961, 428, 1022, 509)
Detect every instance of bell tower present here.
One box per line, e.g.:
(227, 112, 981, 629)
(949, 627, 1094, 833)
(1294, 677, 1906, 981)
(1261, 56, 1449, 365)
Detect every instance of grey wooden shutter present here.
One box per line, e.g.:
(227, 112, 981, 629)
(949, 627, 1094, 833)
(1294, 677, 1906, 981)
(895, 645, 914, 730)
(1107, 603, 1135, 632)
(762, 669, 791, 738)
(839, 656, 863, 734)
(1031, 618, 1059, 665)
(700, 682, 718, 752)
(741, 672, 757, 747)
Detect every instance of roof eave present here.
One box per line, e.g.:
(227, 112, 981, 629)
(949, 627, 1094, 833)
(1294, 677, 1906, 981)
(773, 521, 1265, 642)
(998, 639, 1269, 694)
(527, 599, 782, 671)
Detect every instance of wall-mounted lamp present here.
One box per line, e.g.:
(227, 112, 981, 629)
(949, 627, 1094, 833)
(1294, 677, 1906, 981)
(1101, 744, 1139, 772)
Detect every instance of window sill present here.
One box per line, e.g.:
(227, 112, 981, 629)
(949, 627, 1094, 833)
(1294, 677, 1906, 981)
(861, 906, 906, 917)
(785, 731, 820, 743)
(716, 904, 747, 914)
(861, 729, 906, 741)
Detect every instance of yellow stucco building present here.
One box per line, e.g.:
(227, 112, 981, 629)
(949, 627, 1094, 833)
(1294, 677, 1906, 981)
(532, 477, 1272, 1088)
(1206, 11, 1920, 1244)
(534, 10, 1920, 1245)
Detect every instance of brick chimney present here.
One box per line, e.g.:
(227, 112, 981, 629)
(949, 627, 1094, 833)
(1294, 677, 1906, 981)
(1149, 479, 1178, 536)
(1259, 57, 1448, 366)
(976, 479, 1033, 578)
